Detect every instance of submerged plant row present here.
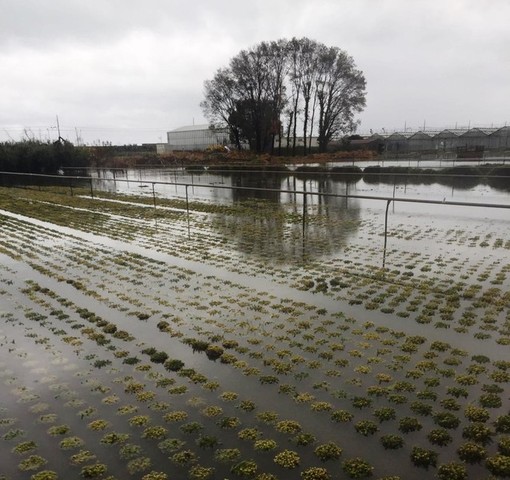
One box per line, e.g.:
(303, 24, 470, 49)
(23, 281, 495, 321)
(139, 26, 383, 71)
(0, 185, 509, 479)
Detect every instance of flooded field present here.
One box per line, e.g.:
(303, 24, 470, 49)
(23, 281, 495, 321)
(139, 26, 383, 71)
(0, 167, 510, 479)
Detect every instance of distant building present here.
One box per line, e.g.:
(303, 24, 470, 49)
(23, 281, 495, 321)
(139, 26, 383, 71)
(166, 124, 229, 151)
(361, 126, 510, 156)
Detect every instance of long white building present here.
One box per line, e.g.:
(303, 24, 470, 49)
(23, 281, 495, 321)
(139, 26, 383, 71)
(166, 124, 229, 151)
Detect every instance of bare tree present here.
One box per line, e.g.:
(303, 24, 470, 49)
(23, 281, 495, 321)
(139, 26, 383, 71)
(201, 38, 366, 155)
(315, 46, 366, 152)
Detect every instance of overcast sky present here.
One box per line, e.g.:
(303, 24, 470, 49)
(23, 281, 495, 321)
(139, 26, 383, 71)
(1, 0, 509, 145)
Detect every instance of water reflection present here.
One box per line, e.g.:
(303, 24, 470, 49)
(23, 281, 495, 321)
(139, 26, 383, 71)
(209, 173, 362, 263)
(84, 166, 510, 263)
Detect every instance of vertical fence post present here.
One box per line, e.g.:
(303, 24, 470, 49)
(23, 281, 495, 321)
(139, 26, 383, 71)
(383, 199, 392, 269)
(302, 182, 307, 239)
(185, 184, 190, 239)
(152, 182, 156, 208)
(90, 178, 94, 198)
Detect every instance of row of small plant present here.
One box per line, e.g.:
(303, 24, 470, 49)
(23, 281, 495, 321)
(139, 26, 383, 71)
(0, 186, 510, 478)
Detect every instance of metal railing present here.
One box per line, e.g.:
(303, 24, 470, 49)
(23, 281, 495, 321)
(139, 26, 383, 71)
(1, 170, 510, 268)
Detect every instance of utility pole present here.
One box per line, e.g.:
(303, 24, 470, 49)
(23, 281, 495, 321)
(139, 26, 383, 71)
(56, 115, 63, 142)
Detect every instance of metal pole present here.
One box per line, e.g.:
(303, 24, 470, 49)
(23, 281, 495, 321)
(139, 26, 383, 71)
(185, 184, 190, 239)
(152, 182, 156, 208)
(302, 182, 307, 239)
(383, 199, 392, 269)
(90, 178, 94, 198)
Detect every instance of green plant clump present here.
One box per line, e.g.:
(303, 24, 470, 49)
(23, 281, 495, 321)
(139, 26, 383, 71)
(410, 447, 438, 469)
(485, 454, 510, 477)
(254, 439, 278, 451)
(341, 457, 374, 478)
(314, 442, 343, 461)
(12, 440, 37, 455)
(30, 471, 59, 480)
(300, 467, 332, 480)
(380, 435, 404, 450)
(80, 463, 108, 478)
(437, 462, 468, 480)
(230, 459, 258, 477)
(273, 449, 300, 469)
(18, 455, 47, 471)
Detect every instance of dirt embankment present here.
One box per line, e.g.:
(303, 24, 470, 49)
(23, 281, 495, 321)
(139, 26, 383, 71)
(93, 149, 378, 169)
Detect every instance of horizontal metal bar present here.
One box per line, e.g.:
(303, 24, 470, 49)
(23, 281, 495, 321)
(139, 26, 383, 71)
(1, 170, 510, 210)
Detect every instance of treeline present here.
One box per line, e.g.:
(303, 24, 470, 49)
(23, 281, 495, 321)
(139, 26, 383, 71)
(292, 164, 510, 189)
(0, 140, 90, 173)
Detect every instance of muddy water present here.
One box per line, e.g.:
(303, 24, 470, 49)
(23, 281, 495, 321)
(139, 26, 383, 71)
(1, 173, 510, 479)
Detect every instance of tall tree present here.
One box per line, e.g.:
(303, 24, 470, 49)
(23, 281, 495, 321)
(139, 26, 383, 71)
(201, 38, 366, 154)
(315, 46, 366, 152)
